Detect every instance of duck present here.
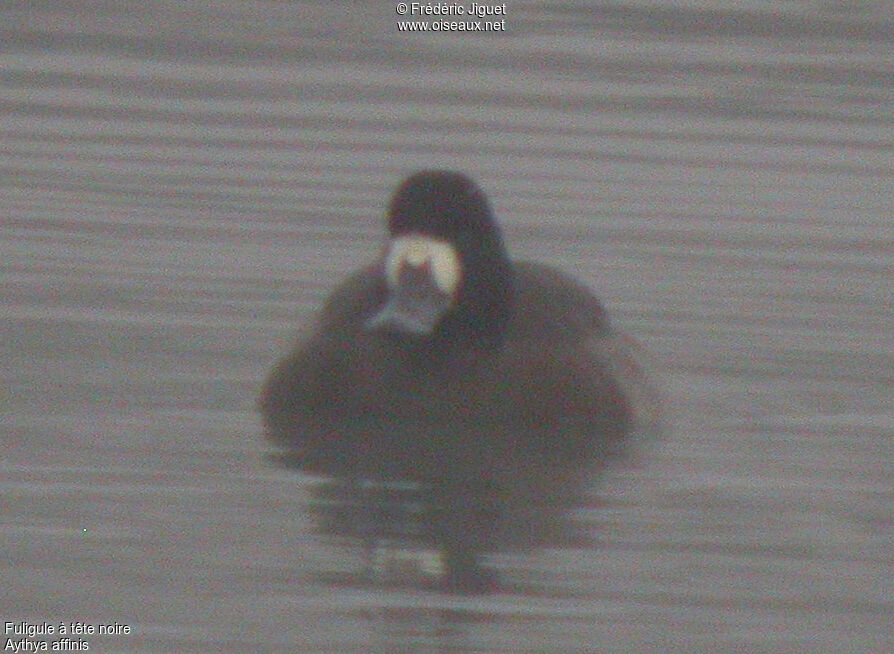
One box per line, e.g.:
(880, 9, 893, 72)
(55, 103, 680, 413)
(259, 170, 658, 593)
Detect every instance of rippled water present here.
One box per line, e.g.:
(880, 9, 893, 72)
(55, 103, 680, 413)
(2, 2, 892, 652)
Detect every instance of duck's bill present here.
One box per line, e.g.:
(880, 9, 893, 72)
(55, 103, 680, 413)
(366, 265, 453, 336)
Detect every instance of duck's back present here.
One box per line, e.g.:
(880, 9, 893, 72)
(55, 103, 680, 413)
(260, 260, 642, 481)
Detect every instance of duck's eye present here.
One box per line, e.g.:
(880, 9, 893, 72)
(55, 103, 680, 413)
(386, 235, 462, 296)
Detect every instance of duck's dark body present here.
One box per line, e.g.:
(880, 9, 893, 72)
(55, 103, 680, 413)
(259, 171, 654, 592)
(262, 261, 631, 474)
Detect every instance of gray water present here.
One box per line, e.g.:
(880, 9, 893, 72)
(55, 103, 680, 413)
(2, 2, 892, 652)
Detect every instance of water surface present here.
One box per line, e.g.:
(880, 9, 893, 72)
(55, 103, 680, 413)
(2, 2, 892, 652)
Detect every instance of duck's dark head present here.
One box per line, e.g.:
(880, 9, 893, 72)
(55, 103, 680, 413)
(366, 170, 514, 349)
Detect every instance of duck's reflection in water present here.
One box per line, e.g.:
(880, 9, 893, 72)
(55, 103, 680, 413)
(271, 448, 629, 594)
